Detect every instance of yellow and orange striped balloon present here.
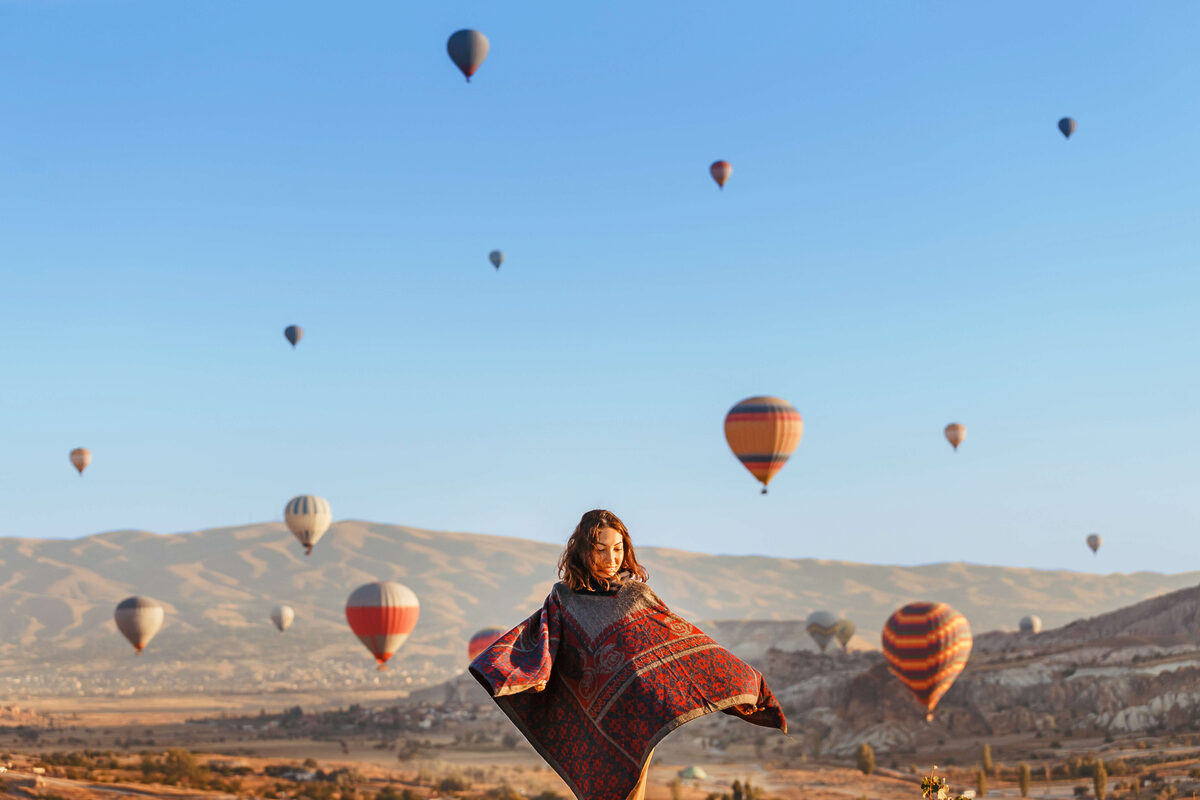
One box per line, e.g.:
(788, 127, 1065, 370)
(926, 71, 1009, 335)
(881, 602, 972, 720)
(723, 396, 803, 494)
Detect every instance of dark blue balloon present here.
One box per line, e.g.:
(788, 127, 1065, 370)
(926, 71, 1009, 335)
(1058, 117, 1077, 139)
(284, 325, 302, 347)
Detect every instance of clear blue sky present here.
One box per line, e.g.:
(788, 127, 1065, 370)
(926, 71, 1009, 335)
(1, 1, 1197, 573)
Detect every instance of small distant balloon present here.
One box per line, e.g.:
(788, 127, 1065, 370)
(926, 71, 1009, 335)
(489, 251, 504, 270)
(835, 618, 856, 651)
(1019, 615, 1042, 634)
(944, 423, 966, 452)
(284, 326, 302, 348)
(70, 447, 91, 476)
(1086, 533, 1101, 555)
(724, 396, 803, 494)
(345, 581, 420, 670)
(1058, 117, 1077, 139)
(271, 605, 295, 632)
(284, 495, 332, 556)
(710, 160, 732, 190)
(805, 610, 839, 653)
(447, 30, 489, 82)
(468, 627, 506, 662)
(114, 596, 164, 655)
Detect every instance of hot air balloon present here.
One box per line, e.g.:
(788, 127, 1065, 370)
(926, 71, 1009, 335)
(806, 610, 839, 652)
(114, 596, 164, 655)
(724, 396, 803, 494)
(944, 423, 966, 451)
(710, 160, 732, 190)
(468, 626, 506, 662)
(489, 251, 504, 270)
(1058, 117, 1077, 139)
(271, 605, 295, 632)
(447, 30, 489, 82)
(284, 495, 332, 556)
(345, 582, 420, 670)
(284, 326, 302, 348)
(1019, 615, 1042, 634)
(70, 447, 91, 476)
(1086, 533, 1101, 555)
(835, 618, 856, 651)
(881, 601, 972, 721)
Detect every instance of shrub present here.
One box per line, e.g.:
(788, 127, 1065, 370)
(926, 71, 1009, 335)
(1019, 763, 1031, 798)
(983, 744, 994, 777)
(1094, 760, 1107, 800)
(976, 769, 987, 798)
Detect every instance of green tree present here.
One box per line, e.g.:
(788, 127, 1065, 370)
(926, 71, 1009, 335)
(1094, 760, 1107, 800)
(982, 744, 994, 777)
(1019, 763, 1031, 798)
(671, 777, 684, 800)
(857, 743, 875, 776)
(976, 769, 988, 798)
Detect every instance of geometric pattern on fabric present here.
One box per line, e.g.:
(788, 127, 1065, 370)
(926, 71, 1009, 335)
(470, 581, 787, 800)
(881, 601, 972, 720)
(723, 396, 803, 488)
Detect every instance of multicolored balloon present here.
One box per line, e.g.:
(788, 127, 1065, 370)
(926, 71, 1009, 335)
(468, 626, 506, 662)
(114, 596, 164, 654)
(284, 326, 302, 348)
(489, 251, 504, 270)
(944, 423, 966, 451)
(345, 581, 420, 670)
(1019, 614, 1042, 634)
(835, 618, 856, 651)
(447, 30, 489, 82)
(724, 396, 803, 494)
(710, 160, 732, 190)
(1086, 533, 1101, 555)
(70, 447, 91, 476)
(284, 495, 332, 556)
(271, 605, 295, 632)
(805, 610, 839, 652)
(881, 601, 972, 721)
(1058, 117, 1077, 139)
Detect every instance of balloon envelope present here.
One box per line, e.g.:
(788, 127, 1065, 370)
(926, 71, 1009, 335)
(468, 626, 506, 662)
(1058, 117, 1077, 138)
(447, 29, 489, 82)
(114, 596, 164, 654)
(70, 447, 91, 475)
(346, 581, 420, 669)
(1019, 615, 1042, 634)
(944, 423, 966, 451)
(489, 251, 504, 270)
(881, 601, 972, 720)
(710, 160, 732, 189)
(284, 495, 332, 555)
(284, 326, 302, 347)
(805, 610, 839, 652)
(835, 618, 856, 650)
(271, 605, 295, 632)
(1087, 533, 1101, 554)
(724, 396, 803, 493)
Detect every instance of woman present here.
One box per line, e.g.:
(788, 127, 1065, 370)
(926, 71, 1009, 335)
(470, 510, 787, 800)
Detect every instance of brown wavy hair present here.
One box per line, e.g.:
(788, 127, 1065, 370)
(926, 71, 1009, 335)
(557, 509, 648, 591)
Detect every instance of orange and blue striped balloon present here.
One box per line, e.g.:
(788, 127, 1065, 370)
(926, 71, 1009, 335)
(881, 601, 972, 720)
(723, 396, 803, 494)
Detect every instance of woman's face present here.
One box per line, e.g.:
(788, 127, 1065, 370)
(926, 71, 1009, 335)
(590, 527, 625, 581)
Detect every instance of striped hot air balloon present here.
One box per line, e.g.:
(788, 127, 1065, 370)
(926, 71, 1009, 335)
(881, 602, 972, 721)
(835, 618, 856, 651)
(284, 495, 332, 555)
(114, 596, 164, 654)
(468, 626, 506, 662)
(724, 396, 803, 494)
(345, 582, 420, 670)
(805, 610, 839, 652)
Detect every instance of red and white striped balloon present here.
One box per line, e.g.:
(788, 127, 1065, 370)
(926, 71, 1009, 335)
(345, 582, 420, 670)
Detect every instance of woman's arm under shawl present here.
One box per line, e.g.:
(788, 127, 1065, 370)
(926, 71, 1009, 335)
(469, 589, 561, 698)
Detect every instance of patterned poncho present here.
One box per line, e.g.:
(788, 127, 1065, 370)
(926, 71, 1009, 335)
(469, 580, 787, 800)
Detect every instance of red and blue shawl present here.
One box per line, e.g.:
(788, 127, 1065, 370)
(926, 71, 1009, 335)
(469, 580, 787, 800)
